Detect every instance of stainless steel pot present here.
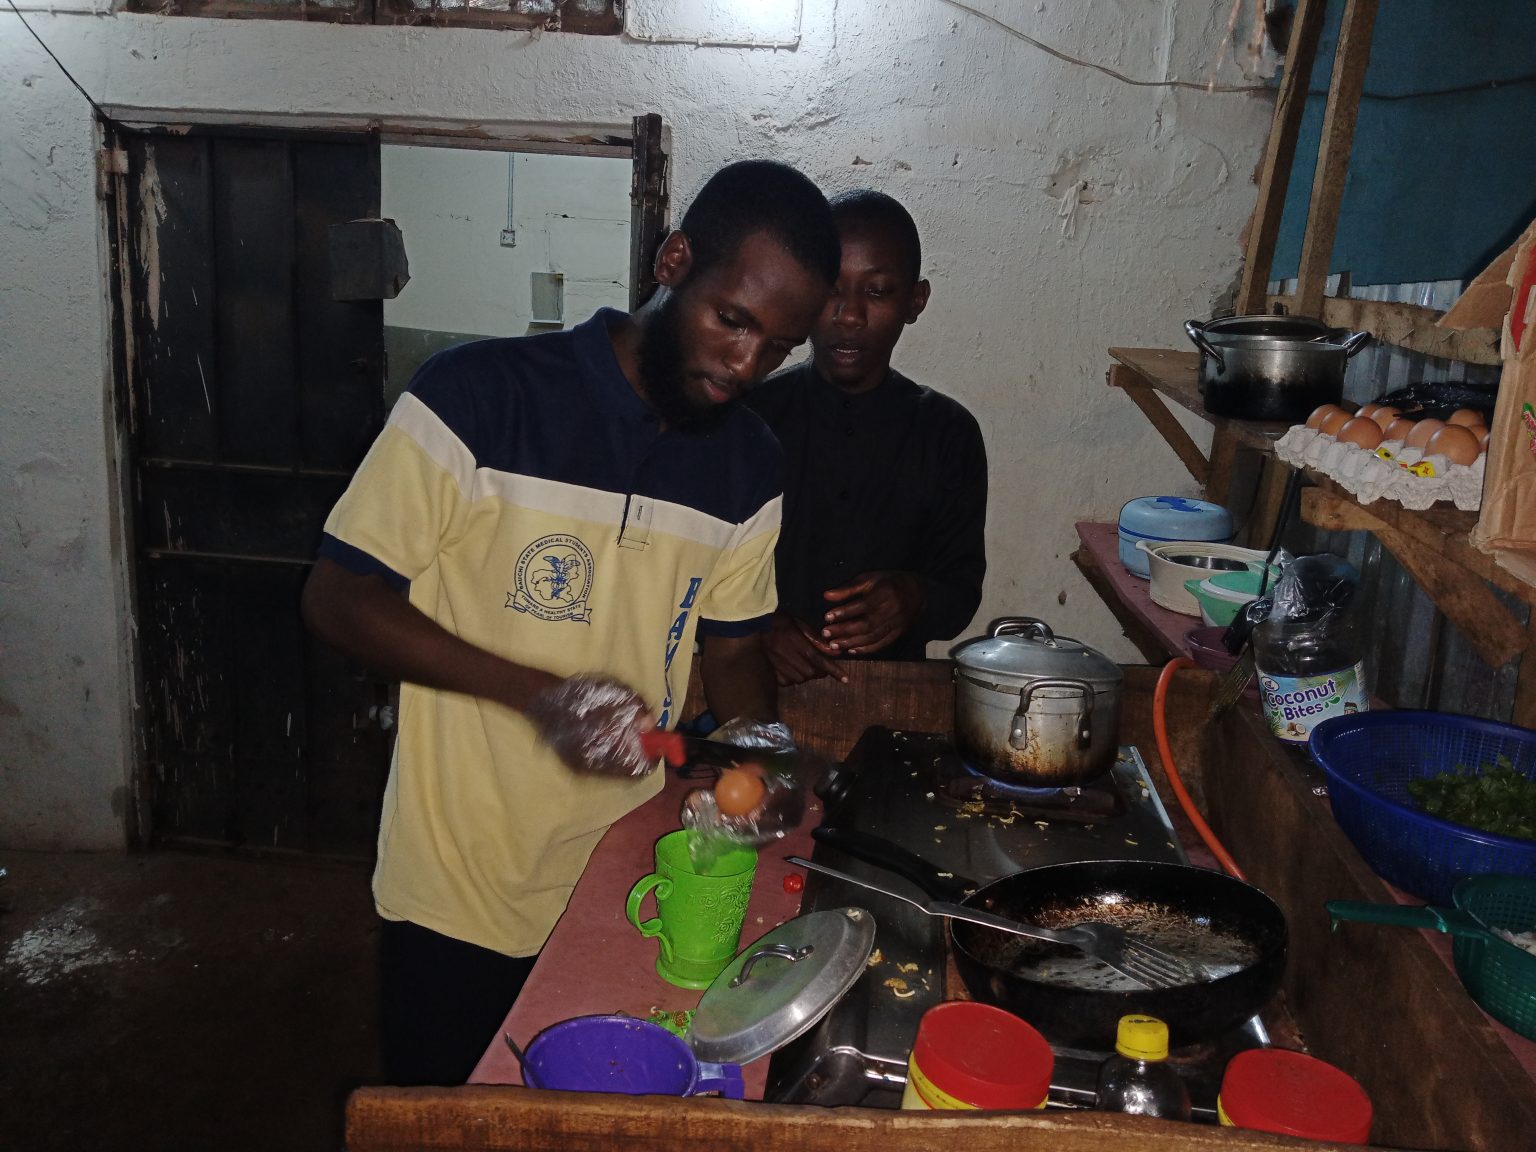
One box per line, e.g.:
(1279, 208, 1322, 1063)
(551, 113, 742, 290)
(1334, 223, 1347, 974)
(1185, 316, 1371, 422)
(950, 617, 1123, 787)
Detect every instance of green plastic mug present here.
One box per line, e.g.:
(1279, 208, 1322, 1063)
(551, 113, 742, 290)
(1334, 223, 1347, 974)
(625, 829, 757, 989)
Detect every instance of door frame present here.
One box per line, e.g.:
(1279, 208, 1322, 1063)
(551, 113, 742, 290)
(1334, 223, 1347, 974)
(101, 109, 670, 849)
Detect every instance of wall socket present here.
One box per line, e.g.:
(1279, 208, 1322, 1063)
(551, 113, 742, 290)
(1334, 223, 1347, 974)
(500, 229, 517, 248)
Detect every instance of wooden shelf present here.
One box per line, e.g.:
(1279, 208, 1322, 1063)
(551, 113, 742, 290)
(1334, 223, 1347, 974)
(1070, 522, 1205, 663)
(1107, 347, 1293, 454)
(1105, 346, 1514, 592)
(1105, 345, 1536, 721)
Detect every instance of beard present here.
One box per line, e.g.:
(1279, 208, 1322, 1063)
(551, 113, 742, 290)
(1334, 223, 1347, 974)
(637, 292, 729, 434)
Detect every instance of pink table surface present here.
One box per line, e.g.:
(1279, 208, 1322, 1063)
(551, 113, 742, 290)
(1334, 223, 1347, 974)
(469, 765, 819, 1098)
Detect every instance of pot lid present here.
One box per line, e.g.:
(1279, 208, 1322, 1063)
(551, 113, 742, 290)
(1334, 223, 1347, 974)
(688, 907, 876, 1066)
(1203, 313, 1330, 338)
(950, 617, 1123, 690)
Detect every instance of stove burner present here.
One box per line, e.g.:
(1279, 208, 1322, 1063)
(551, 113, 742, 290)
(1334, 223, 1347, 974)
(897, 732, 1126, 824)
(957, 758, 1084, 799)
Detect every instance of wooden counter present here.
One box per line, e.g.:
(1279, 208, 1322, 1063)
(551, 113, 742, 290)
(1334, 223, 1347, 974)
(346, 662, 1533, 1152)
(468, 762, 817, 1098)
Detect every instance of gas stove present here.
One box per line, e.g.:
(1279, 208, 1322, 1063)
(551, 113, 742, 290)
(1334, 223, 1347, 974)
(765, 726, 1267, 1116)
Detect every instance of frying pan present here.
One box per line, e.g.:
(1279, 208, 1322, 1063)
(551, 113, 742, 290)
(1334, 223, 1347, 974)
(813, 826, 1288, 1049)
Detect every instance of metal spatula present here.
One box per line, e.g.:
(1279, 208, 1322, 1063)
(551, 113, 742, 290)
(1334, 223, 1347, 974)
(788, 856, 1196, 990)
(1208, 596, 1270, 719)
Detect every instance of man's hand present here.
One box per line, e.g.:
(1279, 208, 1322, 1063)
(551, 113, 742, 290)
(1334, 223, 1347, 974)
(762, 612, 847, 686)
(524, 675, 654, 777)
(820, 571, 926, 656)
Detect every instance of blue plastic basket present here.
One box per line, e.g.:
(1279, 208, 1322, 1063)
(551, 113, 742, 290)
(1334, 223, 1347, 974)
(1308, 711, 1536, 905)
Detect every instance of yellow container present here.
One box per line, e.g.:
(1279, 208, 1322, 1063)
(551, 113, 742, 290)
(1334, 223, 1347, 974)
(899, 1002, 1052, 1111)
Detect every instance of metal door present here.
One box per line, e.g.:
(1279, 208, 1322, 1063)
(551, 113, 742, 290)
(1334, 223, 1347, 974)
(118, 130, 391, 856)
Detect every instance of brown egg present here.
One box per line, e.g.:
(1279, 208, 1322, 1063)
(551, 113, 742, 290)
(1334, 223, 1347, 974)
(714, 765, 766, 817)
(1370, 405, 1402, 430)
(1336, 417, 1384, 450)
(1356, 403, 1381, 421)
(1425, 424, 1481, 466)
(1382, 417, 1416, 443)
(1319, 408, 1352, 437)
(1405, 418, 1445, 451)
(1306, 403, 1344, 431)
(1448, 408, 1485, 427)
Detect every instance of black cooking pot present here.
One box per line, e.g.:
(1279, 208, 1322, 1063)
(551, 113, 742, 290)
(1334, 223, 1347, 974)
(1185, 315, 1371, 423)
(813, 826, 1288, 1049)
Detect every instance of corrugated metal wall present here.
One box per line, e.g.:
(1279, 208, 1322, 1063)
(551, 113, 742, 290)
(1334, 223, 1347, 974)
(1271, 277, 1519, 722)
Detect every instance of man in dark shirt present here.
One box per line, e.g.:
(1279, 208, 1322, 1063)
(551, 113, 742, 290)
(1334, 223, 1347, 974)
(745, 190, 988, 685)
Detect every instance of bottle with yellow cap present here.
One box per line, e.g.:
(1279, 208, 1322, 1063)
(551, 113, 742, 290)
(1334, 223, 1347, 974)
(1093, 1014, 1192, 1120)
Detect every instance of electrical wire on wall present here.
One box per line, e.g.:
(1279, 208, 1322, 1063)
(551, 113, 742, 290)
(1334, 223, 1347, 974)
(938, 0, 1536, 103)
(3, 0, 119, 128)
(936, 0, 1274, 95)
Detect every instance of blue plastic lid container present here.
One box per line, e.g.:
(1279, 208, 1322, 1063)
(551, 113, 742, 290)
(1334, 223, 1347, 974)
(1118, 497, 1234, 578)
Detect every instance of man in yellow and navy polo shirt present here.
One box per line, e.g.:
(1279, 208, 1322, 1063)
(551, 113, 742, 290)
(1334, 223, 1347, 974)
(301, 160, 840, 1085)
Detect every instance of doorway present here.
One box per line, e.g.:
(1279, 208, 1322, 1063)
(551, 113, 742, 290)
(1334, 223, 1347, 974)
(107, 118, 665, 857)
(380, 145, 634, 402)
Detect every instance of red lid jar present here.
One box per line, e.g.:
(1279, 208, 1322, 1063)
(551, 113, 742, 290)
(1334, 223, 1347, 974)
(900, 1002, 1053, 1111)
(1218, 1048, 1373, 1144)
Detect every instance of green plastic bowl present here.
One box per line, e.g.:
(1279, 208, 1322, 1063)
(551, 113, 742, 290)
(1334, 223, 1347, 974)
(1184, 577, 1256, 628)
(1208, 569, 1268, 598)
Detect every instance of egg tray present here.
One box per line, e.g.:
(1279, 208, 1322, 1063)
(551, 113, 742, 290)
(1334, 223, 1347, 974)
(1274, 426, 1484, 512)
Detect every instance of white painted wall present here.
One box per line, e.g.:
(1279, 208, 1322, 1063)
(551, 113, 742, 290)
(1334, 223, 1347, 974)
(381, 147, 631, 337)
(0, 1, 1273, 848)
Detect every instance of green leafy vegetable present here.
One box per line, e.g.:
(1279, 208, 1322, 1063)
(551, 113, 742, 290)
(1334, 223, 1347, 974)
(1407, 756, 1536, 842)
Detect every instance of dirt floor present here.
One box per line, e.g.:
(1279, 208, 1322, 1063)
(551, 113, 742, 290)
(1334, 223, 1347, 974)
(0, 847, 381, 1152)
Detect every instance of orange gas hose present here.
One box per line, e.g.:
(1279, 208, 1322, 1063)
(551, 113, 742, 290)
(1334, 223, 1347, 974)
(1153, 656, 1246, 881)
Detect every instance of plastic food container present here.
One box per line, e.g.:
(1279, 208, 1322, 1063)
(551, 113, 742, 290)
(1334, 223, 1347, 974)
(1185, 569, 1268, 628)
(1118, 497, 1233, 578)
(1138, 540, 1275, 615)
(1217, 1048, 1372, 1144)
(900, 1002, 1053, 1110)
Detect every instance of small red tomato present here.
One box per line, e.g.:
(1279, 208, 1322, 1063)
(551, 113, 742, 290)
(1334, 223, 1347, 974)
(783, 873, 805, 895)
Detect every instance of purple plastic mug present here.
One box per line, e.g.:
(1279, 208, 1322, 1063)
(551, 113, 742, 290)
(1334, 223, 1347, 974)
(520, 1014, 744, 1098)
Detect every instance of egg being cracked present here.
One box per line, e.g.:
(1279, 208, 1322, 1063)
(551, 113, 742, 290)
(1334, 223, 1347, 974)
(714, 765, 767, 817)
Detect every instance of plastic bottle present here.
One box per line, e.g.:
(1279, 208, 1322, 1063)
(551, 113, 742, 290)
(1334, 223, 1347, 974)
(1252, 555, 1369, 745)
(1094, 1014, 1192, 1120)
(1253, 611, 1368, 744)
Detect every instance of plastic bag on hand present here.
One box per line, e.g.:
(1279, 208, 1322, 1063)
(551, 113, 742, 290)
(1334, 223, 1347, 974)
(525, 674, 653, 778)
(680, 718, 806, 865)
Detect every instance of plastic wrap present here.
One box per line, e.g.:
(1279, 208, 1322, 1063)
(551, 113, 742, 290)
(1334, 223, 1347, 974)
(680, 718, 808, 865)
(525, 674, 654, 778)
(1253, 555, 1369, 742)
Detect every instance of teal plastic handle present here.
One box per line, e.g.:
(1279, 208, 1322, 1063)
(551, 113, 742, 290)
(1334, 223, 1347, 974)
(1325, 900, 1489, 940)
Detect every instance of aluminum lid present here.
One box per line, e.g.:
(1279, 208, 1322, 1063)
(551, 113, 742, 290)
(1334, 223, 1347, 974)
(688, 907, 876, 1066)
(1203, 313, 1330, 339)
(951, 618, 1123, 691)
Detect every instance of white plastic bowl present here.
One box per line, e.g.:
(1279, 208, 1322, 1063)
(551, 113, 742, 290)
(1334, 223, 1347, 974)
(1136, 540, 1276, 616)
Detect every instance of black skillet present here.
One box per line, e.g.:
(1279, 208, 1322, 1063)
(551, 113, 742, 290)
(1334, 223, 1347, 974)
(812, 826, 1287, 1049)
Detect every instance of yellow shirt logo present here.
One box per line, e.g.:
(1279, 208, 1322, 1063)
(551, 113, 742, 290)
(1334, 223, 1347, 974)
(509, 534, 596, 622)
